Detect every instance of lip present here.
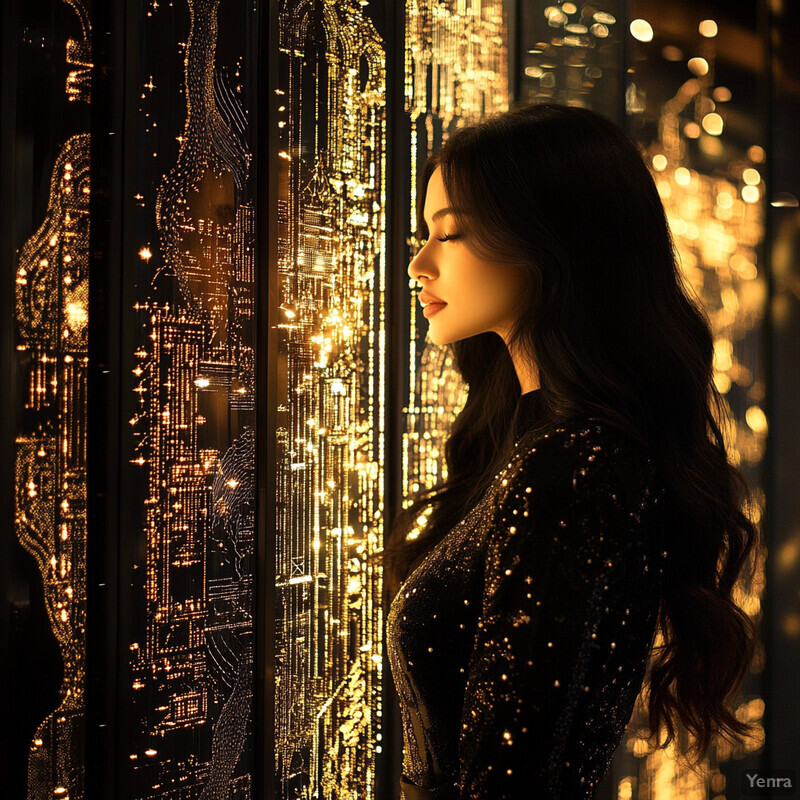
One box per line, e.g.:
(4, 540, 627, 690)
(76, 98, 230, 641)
(419, 291, 447, 317)
(422, 302, 447, 318)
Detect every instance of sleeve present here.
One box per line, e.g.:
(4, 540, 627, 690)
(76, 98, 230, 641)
(457, 424, 665, 800)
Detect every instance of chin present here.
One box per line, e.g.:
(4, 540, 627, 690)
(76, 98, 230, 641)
(426, 327, 468, 347)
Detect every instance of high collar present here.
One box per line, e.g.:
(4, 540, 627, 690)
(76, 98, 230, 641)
(513, 388, 543, 439)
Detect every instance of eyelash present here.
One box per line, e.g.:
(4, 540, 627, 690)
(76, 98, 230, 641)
(421, 233, 459, 243)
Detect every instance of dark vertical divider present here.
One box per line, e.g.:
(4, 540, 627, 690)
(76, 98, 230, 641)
(384, 1, 409, 797)
(256, 1, 278, 798)
(765, 0, 800, 778)
(0, 0, 21, 789)
(86, 0, 123, 794)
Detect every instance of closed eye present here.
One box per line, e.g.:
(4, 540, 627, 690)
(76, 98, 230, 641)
(436, 233, 460, 242)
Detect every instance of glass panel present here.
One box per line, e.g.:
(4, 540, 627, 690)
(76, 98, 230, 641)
(117, 1, 258, 795)
(273, 1, 387, 797)
(402, 0, 510, 524)
(6, 0, 93, 796)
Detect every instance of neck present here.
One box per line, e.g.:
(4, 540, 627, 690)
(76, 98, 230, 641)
(505, 339, 540, 394)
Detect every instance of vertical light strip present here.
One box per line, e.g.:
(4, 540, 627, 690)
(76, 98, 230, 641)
(275, 1, 386, 796)
(402, 0, 508, 534)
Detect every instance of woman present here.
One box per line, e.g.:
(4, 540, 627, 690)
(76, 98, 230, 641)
(384, 103, 761, 800)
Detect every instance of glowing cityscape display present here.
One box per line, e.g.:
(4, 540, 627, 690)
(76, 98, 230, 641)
(13, 1, 92, 797)
(274, 1, 386, 796)
(125, 0, 256, 795)
(403, 0, 509, 520)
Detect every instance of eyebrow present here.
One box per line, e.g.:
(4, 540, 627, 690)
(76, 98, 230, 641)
(426, 207, 457, 224)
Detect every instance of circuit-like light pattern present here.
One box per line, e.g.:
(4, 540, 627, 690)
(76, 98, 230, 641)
(14, 1, 92, 796)
(16, 132, 90, 800)
(126, 0, 256, 795)
(275, 1, 386, 796)
(402, 0, 508, 527)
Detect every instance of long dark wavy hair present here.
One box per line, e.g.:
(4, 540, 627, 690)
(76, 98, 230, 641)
(383, 102, 762, 766)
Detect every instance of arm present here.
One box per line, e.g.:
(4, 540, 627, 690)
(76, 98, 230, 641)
(458, 424, 665, 799)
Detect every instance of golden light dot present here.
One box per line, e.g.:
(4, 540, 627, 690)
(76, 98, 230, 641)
(684, 122, 701, 139)
(742, 185, 760, 203)
(139, 247, 153, 261)
(743, 168, 761, 185)
(713, 86, 732, 102)
(716, 192, 733, 209)
(702, 112, 724, 135)
(746, 406, 768, 435)
(145, 748, 157, 756)
(748, 145, 766, 163)
(652, 154, 667, 171)
(593, 11, 616, 24)
(674, 167, 691, 186)
(630, 19, 653, 42)
(699, 19, 718, 38)
(562, 2, 577, 13)
(545, 7, 567, 25)
(661, 45, 683, 61)
(687, 57, 709, 76)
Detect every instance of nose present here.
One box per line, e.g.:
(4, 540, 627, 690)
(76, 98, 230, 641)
(408, 241, 438, 283)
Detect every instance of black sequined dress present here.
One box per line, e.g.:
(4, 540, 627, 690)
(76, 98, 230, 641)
(386, 389, 668, 799)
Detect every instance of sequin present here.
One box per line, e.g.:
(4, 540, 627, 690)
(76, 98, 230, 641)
(386, 389, 667, 799)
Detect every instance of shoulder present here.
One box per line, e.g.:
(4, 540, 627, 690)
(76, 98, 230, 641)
(495, 416, 661, 516)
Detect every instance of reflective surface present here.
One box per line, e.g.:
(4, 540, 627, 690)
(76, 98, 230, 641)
(274, 0, 387, 796)
(120, 0, 257, 795)
(10, 0, 93, 796)
(402, 0, 509, 533)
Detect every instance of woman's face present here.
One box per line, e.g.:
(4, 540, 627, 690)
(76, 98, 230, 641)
(408, 166, 526, 346)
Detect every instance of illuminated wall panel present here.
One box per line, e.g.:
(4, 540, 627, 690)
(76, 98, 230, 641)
(274, 1, 387, 796)
(402, 0, 509, 520)
(118, 1, 257, 796)
(9, 0, 93, 796)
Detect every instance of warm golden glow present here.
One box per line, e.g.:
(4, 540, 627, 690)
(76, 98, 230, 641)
(15, 4, 92, 798)
(687, 57, 709, 76)
(630, 19, 654, 43)
(124, 0, 257, 794)
(629, 9, 767, 796)
(404, 0, 508, 528)
(652, 154, 668, 171)
(273, 0, 386, 795)
(702, 111, 724, 135)
(699, 19, 719, 38)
